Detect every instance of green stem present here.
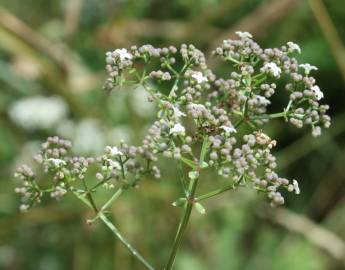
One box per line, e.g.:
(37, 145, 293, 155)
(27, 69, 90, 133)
(164, 177, 199, 270)
(177, 161, 189, 197)
(250, 111, 287, 120)
(168, 63, 189, 98)
(90, 176, 112, 190)
(81, 178, 98, 212)
(73, 190, 156, 270)
(195, 184, 235, 202)
(165, 136, 208, 269)
(99, 214, 156, 270)
(90, 187, 124, 221)
(225, 54, 240, 64)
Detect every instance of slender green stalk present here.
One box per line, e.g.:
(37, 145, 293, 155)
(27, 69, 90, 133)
(81, 178, 98, 212)
(250, 111, 286, 120)
(164, 177, 199, 270)
(89, 187, 124, 222)
(89, 176, 112, 190)
(177, 161, 189, 197)
(99, 213, 156, 270)
(72, 190, 156, 270)
(101, 187, 123, 212)
(165, 136, 208, 270)
(168, 62, 189, 98)
(195, 184, 235, 202)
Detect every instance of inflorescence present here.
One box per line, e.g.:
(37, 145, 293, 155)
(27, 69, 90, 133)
(15, 32, 330, 211)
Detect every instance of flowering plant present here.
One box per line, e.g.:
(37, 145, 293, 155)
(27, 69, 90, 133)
(14, 32, 330, 270)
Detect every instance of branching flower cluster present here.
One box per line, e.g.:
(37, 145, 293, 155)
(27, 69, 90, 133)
(14, 32, 330, 270)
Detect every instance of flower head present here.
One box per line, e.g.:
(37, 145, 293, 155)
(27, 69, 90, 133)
(288, 179, 300, 194)
(170, 123, 185, 135)
(106, 159, 121, 170)
(311, 85, 324, 100)
(220, 125, 237, 134)
(48, 158, 66, 167)
(191, 71, 208, 84)
(299, 63, 318, 74)
(235, 31, 253, 39)
(105, 146, 123, 156)
(114, 48, 132, 61)
(293, 180, 300, 194)
(172, 106, 186, 119)
(263, 62, 281, 77)
(287, 42, 301, 54)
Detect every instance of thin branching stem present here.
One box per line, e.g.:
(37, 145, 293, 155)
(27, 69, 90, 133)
(165, 136, 209, 270)
(72, 190, 156, 270)
(195, 184, 236, 202)
(164, 177, 199, 270)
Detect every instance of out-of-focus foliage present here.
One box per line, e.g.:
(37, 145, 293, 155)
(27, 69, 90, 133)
(0, 0, 344, 269)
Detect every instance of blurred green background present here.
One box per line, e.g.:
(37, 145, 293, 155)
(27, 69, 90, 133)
(0, 0, 345, 269)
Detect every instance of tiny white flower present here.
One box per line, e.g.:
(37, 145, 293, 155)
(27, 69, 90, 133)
(220, 125, 237, 134)
(170, 123, 185, 135)
(105, 146, 123, 156)
(255, 95, 271, 106)
(114, 48, 132, 61)
(48, 158, 66, 167)
(172, 106, 186, 119)
(312, 126, 322, 137)
(191, 71, 208, 84)
(235, 31, 253, 39)
(293, 179, 300, 195)
(264, 62, 281, 77)
(189, 103, 206, 111)
(299, 63, 318, 74)
(19, 204, 29, 212)
(311, 85, 324, 100)
(287, 41, 301, 54)
(106, 159, 121, 170)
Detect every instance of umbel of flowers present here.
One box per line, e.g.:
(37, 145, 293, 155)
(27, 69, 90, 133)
(14, 32, 330, 270)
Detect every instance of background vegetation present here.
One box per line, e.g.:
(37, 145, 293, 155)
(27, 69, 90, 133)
(0, 0, 344, 269)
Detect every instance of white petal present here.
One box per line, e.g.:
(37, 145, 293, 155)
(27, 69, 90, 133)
(311, 85, 324, 100)
(235, 31, 253, 39)
(188, 103, 206, 111)
(170, 123, 185, 135)
(106, 159, 121, 170)
(220, 125, 237, 134)
(191, 72, 208, 84)
(293, 179, 300, 195)
(287, 41, 301, 54)
(48, 158, 66, 167)
(114, 48, 132, 61)
(172, 106, 186, 119)
(264, 62, 281, 77)
(105, 146, 123, 156)
(299, 63, 318, 74)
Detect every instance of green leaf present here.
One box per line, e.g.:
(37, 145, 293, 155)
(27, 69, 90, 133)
(194, 202, 206, 215)
(172, 198, 187, 207)
(188, 171, 199, 180)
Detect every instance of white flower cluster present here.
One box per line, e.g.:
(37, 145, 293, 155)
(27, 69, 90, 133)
(9, 96, 68, 130)
(14, 33, 331, 212)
